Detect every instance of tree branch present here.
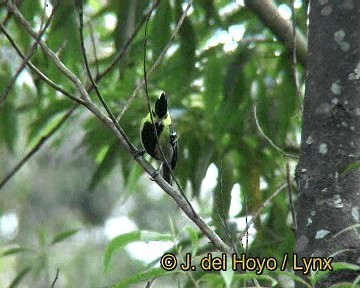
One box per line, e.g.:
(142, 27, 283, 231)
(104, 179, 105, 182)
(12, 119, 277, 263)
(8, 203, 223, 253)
(0, 24, 83, 105)
(244, 0, 307, 66)
(239, 182, 287, 240)
(6, 1, 91, 102)
(254, 105, 298, 159)
(0, 104, 78, 190)
(0, 0, 148, 188)
(117, 0, 194, 121)
(0, 2, 57, 108)
(76, 0, 138, 154)
(6, 0, 232, 254)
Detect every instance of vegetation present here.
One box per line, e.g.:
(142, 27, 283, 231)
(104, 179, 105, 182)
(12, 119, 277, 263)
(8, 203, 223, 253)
(0, 0, 359, 287)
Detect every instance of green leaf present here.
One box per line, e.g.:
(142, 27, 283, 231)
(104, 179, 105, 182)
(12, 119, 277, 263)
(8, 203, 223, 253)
(50, 228, 80, 245)
(232, 272, 278, 287)
(329, 283, 356, 288)
(311, 262, 360, 285)
(46, 0, 80, 76)
(104, 230, 172, 271)
(341, 162, 360, 176)
(272, 270, 311, 288)
(151, 0, 172, 60)
(8, 266, 32, 288)
(1, 247, 31, 257)
(220, 256, 234, 288)
(113, 267, 178, 288)
(20, 0, 41, 24)
(184, 225, 199, 256)
(89, 141, 119, 190)
(353, 275, 360, 287)
(125, 163, 143, 194)
(0, 103, 18, 152)
(27, 100, 72, 144)
(199, 273, 224, 286)
(204, 51, 223, 117)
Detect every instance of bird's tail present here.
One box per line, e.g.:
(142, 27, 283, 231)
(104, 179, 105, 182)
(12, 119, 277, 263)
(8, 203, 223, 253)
(162, 163, 172, 185)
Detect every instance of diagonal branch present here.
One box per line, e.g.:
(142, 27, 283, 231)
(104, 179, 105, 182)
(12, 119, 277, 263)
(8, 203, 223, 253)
(6, 1, 91, 102)
(143, 0, 197, 218)
(94, 1, 159, 84)
(117, 0, 193, 121)
(0, 3, 57, 108)
(76, 0, 138, 154)
(239, 182, 287, 240)
(0, 0, 148, 189)
(244, 0, 307, 66)
(0, 24, 83, 105)
(254, 105, 298, 159)
(6, 0, 232, 254)
(0, 104, 78, 190)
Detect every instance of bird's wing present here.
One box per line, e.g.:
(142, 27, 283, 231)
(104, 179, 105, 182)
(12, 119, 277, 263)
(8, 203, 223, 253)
(169, 124, 178, 170)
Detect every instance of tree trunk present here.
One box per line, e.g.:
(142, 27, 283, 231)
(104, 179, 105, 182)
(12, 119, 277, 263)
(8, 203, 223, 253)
(295, 1, 360, 287)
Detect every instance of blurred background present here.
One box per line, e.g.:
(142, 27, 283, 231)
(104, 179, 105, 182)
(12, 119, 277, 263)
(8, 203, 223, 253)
(0, 0, 306, 286)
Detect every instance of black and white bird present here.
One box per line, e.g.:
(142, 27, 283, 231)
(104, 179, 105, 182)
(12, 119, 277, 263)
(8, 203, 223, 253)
(140, 93, 178, 185)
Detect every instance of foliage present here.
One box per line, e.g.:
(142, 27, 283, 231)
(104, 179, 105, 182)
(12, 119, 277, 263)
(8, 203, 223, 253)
(0, 0, 313, 287)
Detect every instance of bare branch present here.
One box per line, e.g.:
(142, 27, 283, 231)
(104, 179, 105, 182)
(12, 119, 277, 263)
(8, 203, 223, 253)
(0, 3, 57, 108)
(6, 0, 232, 254)
(244, 0, 307, 66)
(76, 0, 138, 154)
(142, 1, 196, 217)
(6, 1, 91, 102)
(88, 22, 99, 78)
(0, 24, 84, 105)
(253, 105, 298, 159)
(117, 0, 194, 121)
(239, 182, 287, 240)
(50, 268, 60, 288)
(140, 0, 230, 254)
(0, 104, 78, 190)
(94, 1, 159, 84)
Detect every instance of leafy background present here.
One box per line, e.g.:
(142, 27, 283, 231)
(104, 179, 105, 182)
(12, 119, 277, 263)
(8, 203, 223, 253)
(0, 0, 307, 287)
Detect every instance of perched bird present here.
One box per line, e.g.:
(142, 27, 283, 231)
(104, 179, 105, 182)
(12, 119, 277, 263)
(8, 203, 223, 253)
(140, 93, 178, 185)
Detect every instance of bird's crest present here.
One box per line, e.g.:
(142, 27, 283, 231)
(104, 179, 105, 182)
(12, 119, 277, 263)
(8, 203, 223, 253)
(155, 92, 168, 119)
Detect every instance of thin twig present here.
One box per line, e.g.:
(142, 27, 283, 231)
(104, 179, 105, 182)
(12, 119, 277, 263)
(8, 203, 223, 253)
(145, 278, 156, 288)
(216, 161, 239, 255)
(253, 105, 298, 159)
(50, 268, 60, 288)
(239, 182, 287, 240)
(0, 24, 84, 105)
(286, 161, 297, 231)
(0, 104, 78, 190)
(76, 0, 138, 154)
(117, 0, 193, 121)
(94, 1, 159, 84)
(0, 3, 57, 108)
(7, 0, 232, 254)
(143, 0, 198, 219)
(0, 0, 149, 189)
(241, 191, 247, 253)
(290, 0, 303, 112)
(88, 22, 100, 78)
(6, 1, 91, 102)
(7, 1, 133, 157)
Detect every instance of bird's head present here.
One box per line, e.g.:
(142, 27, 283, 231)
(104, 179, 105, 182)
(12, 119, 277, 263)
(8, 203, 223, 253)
(155, 92, 168, 119)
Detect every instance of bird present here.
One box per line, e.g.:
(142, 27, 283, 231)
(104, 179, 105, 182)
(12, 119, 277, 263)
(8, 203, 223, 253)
(140, 92, 178, 185)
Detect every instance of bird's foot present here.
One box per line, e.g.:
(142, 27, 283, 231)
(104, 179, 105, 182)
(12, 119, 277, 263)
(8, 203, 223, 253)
(150, 168, 161, 181)
(133, 149, 145, 159)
